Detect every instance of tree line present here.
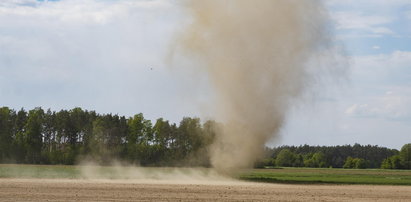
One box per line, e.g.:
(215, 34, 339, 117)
(0, 107, 216, 166)
(258, 144, 411, 169)
(0, 106, 409, 169)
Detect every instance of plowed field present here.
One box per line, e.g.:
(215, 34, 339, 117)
(1, 178, 410, 201)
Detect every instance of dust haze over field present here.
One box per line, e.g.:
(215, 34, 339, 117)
(174, 0, 341, 172)
(78, 161, 233, 184)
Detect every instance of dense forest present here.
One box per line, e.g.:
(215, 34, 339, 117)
(259, 144, 409, 169)
(0, 107, 216, 166)
(0, 107, 410, 169)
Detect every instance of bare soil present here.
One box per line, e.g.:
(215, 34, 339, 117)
(0, 178, 410, 201)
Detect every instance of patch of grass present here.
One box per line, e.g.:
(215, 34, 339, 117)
(239, 167, 411, 185)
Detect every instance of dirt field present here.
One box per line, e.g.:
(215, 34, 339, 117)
(0, 178, 410, 202)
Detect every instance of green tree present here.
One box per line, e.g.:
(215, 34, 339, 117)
(275, 149, 296, 167)
(12, 108, 27, 162)
(354, 158, 368, 169)
(176, 117, 206, 166)
(89, 117, 110, 163)
(304, 152, 326, 168)
(343, 157, 368, 169)
(153, 118, 171, 148)
(86, 114, 127, 164)
(24, 108, 45, 163)
(343, 157, 355, 169)
(380, 155, 403, 169)
(390, 155, 402, 169)
(151, 118, 173, 164)
(0, 107, 15, 162)
(42, 109, 56, 163)
(293, 154, 304, 167)
(79, 110, 97, 157)
(400, 143, 411, 169)
(126, 113, 152, 164)
(381, 158, 392, 169)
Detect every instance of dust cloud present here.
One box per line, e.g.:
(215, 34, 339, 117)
(77, 160, 235, 184)
(174, 0, 340, 172)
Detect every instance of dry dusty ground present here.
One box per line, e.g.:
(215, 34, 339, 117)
(0, 178, 410, 202)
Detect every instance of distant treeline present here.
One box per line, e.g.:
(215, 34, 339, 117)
(0, 107, 216, 166)
(0, 107, 410, 169)
(259, 144, 411, 169)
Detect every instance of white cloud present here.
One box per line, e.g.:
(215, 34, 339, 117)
(332, 11, 394, 36)
(345, 91, 411, 120)
(345, 104, 374, 117)
(344, 51, 411, 121)
(328, 0, 411, 39)
(372, 45, 381, 50)
(0, 0, 38, 7)
(327, 0, 411, 8)
(0, 0, 174, 24)
(351, 51, 411, 85)
(355, 51, 411, 67)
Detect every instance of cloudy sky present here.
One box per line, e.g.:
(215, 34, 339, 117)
(0, 0, 410, 149)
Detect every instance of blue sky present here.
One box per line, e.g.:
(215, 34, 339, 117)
(0, 0, 410, 149)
